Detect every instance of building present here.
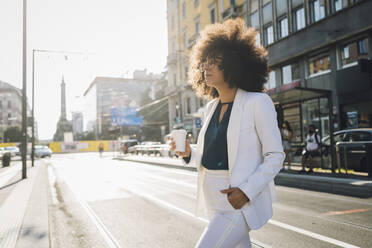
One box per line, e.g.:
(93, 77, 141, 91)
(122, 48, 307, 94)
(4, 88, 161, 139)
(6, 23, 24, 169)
(83, 71, 160, 140)
(0, 80, 36, 142)
(72, 112, 83, 135)
(167, 0, 371, 167)
(243, 0, 371, 168)
(136, 72, 170, 142)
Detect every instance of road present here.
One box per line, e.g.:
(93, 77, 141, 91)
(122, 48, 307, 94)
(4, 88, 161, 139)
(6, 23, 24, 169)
(45, 153, 372, 248)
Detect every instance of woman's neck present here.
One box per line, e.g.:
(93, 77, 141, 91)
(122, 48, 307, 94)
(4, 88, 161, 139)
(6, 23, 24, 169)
(217, 86, 237, 103)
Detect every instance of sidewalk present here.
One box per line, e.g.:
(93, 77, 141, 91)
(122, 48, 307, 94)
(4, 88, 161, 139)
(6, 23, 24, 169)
(0, 160, 49, 248)
(115, 154, 372, 198)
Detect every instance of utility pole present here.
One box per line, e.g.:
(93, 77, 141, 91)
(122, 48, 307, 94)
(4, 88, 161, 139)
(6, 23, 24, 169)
(21, 0, 27, 179)
(31, 50, 35, 167)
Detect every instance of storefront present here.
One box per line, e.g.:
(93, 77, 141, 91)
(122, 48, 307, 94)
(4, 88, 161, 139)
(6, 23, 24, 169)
(269, 86, 336, 170)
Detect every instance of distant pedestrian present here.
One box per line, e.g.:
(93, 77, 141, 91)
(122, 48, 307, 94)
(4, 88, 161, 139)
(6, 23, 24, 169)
(99, 143, 104, 158)
(301, 124, 321, 174)
(170, 18, 284, 247)
(281, 121, 293, 170)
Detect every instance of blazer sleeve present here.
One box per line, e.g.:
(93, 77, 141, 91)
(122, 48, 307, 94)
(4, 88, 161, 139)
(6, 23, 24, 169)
(238, 94, 285, 202)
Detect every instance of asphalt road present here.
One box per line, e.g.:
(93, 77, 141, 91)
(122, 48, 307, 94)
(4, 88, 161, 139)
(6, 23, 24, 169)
(46, 153, 372, 248)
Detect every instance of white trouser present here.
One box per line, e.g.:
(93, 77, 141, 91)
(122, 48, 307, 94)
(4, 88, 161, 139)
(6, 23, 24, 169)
(196, 169, 251, 248)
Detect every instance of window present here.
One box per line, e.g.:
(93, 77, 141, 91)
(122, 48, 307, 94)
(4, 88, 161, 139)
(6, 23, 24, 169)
(250, 11, 259, 28)
(308, 54, 331, 76)
(293, 7, 305, 31)
(210, 8, 216, 23)
(262, 3, 273, 24)
(173, 73, 177, 86)
(194, 0, 199, 8)
(278, 17, 288, 39)
(184, 66, 188, 79)
(282, 62, 300, 84)
(255, 32, 261, 46)
(0, 100, 2, 109)
(182, 2, 186, 19)
(329, 0, 342, 13)
(309, 0, 325, 23)
(341, 38, 369, 66)
(199, 99, 204, 107)
(183, 31, 187, 48)
(266, 70, 276, 89)
(195, 20, 200, 34)
(349, 132, 372, 142)
(264, 25, 274, 46)
(230, 0, 235, 6)
(8, 113, 11, 118)
(186, 97, 191, 114)
(220, 0, 224, 13)
(7, 100, 11, 108)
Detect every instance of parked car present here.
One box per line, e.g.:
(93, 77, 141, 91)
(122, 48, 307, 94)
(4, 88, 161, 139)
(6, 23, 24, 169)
(120, 139, 139, 154)
(34, 145, 52, 158)
(322, 128, 372, 172)
(4, 146, 20, 157)
(0, 147, 5, 159)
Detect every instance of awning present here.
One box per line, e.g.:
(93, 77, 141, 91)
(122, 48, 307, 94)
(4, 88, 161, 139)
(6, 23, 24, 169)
(268, 86, 332, 105)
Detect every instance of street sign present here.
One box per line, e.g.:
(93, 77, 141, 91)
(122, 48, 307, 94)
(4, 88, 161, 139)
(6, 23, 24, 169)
(195, 117, 202, 128)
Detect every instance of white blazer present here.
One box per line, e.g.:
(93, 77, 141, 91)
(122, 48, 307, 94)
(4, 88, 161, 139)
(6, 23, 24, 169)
(186, 88, 285, 230)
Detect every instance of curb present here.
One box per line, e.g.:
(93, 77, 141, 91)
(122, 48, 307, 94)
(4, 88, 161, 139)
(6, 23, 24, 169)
(115, 156, 372, 198)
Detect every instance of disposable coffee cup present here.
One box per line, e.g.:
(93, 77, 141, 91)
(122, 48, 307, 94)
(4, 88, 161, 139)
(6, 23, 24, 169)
(171, 129, 187, 152)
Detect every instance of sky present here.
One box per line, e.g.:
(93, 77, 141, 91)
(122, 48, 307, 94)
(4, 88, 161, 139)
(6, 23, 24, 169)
(0, 0, 168, 140)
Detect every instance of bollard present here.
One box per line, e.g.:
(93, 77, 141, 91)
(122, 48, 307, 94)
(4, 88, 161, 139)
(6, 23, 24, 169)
(367, 143, 372, 178)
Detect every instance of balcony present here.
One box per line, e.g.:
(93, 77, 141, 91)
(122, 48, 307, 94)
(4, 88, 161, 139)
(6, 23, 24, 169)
(221, 4, 244, 20)
(187, 34, 197, 49)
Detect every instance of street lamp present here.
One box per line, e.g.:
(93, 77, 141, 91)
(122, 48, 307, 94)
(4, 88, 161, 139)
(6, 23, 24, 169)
(31, 49, 92, 167)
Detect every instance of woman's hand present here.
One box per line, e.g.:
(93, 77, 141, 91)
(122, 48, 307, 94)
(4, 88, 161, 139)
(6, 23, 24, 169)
(220, 187, 249, 209)
(169, 137, 191, 158)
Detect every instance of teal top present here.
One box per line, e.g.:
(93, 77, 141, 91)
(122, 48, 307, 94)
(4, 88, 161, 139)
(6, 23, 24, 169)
(183, 100, 233, 170)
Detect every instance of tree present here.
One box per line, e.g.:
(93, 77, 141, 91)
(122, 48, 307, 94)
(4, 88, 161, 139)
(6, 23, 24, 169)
(3, 126, 24, 142)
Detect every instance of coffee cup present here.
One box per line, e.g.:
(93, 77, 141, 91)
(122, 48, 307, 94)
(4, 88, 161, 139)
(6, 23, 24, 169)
(171, 129, 187, 152)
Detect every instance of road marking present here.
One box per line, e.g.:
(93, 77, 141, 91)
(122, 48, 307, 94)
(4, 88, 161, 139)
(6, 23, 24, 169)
(124, 185, 360, 248)
(268, 220, 360, 248)
(325, 208, 372, 216)
(276, 186, 372, 206)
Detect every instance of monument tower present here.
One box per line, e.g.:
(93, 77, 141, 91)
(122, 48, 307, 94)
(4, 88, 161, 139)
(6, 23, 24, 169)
(53, 76, 73, 141)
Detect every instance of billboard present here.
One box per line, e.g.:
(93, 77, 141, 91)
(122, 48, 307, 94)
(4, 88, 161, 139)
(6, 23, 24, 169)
(110, 107, 142, 126)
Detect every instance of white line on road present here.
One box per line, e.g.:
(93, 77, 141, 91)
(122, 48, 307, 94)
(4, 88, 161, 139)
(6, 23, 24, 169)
(50, 164, 122, 248)
(124, 182, 360, 248)
(268, 219, 360, 248)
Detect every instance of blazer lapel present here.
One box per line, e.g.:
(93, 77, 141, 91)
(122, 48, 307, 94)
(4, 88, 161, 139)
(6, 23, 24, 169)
(227, 89, 244, 173)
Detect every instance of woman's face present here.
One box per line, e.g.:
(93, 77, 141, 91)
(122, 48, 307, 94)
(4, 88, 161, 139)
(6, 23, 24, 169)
(282, 123, 287, 129)
(200, 57, 226, 89)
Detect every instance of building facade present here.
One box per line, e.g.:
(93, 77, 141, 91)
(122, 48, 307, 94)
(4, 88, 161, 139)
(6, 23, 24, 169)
(167, 0, 371, 167)
(72, 112, 83, 135)
(0, 80, 36, 142)
(83, 71, 160, 140)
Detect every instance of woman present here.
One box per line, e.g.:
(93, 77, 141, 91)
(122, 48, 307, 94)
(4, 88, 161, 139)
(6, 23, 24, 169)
(170, 18, 284, 248)
(281, 121, 293, 170)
